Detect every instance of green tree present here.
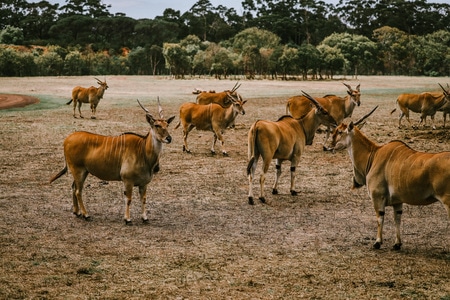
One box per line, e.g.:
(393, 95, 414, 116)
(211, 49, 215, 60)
(297, 43, 321, 79)
(0, 47, 20, 76)
(242, 0, 346, 45)
(64, 50, 86, 75)
(163, 43, 190, 78)
(93, 16, 137, 50)
(317, 44, 346, 79)
(0, 25, 24, 44)
(413, 30, 450, 76)
(20, 1, 59, 43)
(35, 46, 64, 75)
(133, 18, 179, 47)
(59, 0, 111, 18)
(279, 45, 299, 80)
(0, 0, 28, 29)
(49, 15, 95, 46)
(372, 26, 410, 74)
(232, 27, 281, 77)
(320, 32, 378, 77)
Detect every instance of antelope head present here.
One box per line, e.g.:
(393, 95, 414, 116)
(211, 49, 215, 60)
(343, 82, 361, 106)
(330, 105, 378, 152)
(137, 99, 175, 144)
(94, 77, 109, 90)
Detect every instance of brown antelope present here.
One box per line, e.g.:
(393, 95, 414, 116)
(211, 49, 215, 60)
(67, 78, 109, 119)
(175, 96, 246, 155)
(50, 99, 175, 224)
(196, 81, 242, 108)
(390, 83, 450, 129)
(330, 106, 450, 250)
(247, 91, 337, 205)
(437, 83, 450, 128)
(285, 83, 361, 149)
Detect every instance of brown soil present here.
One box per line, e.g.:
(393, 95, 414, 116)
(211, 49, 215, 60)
(0, 76, 449, 299)
(0, 94, 39, 109)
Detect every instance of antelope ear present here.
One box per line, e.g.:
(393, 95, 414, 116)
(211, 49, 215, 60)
(167, 116, 175, 124)
(146, 114, 156, 126)
(356, 121, 367, 129)
(348, 121, 355, 132)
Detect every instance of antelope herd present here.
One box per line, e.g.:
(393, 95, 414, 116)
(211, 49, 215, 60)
(50, 79, 450, 250)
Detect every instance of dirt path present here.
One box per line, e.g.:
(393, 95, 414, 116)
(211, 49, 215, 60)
(0, 94, 40, 109)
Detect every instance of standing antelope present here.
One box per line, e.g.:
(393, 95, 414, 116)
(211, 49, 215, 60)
(196, 81, 242, 108)
(330, 107, 450, 250)
(67, 78, 109, 119)
(390, 83, 450, 129)
(247, 91, 337, 205)
(285, 83, 361, 149)
(175, 96, 246, 155)
(50, 99, 175, 224)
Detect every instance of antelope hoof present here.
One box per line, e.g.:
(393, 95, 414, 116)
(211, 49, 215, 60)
(91, 116, 96, 119)
(125, 219, 132, 226)
(142, 218, 149, 224)
(290, 190, 298, 196)
(259, 197, 266, 203)
(323, 145, 332, 151)
(183, 146, 191, 153)
(272, 189, 278, 195)
(392, 243, 402, 251)
(248, 197, 254, 205)
(222, 151, 229, 156)
(373, 242, 381, 249)
(211, 150, 216, 155)
(83, 215, 92, 221)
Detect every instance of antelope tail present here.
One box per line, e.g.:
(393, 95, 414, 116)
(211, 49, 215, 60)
(49, 165, 68, 183)
(246, 124, 258, 176)
(67, 99, 73, 105)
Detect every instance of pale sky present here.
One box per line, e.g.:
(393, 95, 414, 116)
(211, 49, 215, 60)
(48, 0, 337, 20)
(47, 0, 447, 20)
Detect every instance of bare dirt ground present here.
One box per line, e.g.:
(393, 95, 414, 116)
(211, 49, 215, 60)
(0, 76, 449, 299)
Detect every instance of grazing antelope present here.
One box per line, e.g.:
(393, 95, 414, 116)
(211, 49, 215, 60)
(175, 96, 246, 155)
(247, 91, 337, 205)
(330, 107, 450, 250)
(196, 81, 242, 108)
(67, 78, 109, 119)
(390, 83, 450, 129)
(50, 99, 175, 224)
(286, 83, 361, 149)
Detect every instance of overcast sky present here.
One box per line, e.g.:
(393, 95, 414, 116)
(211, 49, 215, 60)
(48, 0, 338, 20)
(47, 0, 447, 20)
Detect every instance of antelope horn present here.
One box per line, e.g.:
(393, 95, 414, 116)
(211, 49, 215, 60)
(137, 99, 149, 113)
(342, 82, 353, 91)
(301, 90, 322, 109)
(231, 81, 240, 92)
(354, 106, 378, 126)
(94, 77, 102, 84)
(157, 97, 164, 118)
(438, 83, 448, 93)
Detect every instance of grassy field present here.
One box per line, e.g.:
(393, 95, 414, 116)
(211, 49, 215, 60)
(1, 75, 449, 299)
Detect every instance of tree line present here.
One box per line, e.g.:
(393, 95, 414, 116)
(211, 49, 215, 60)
(0, 0, 449, 78)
